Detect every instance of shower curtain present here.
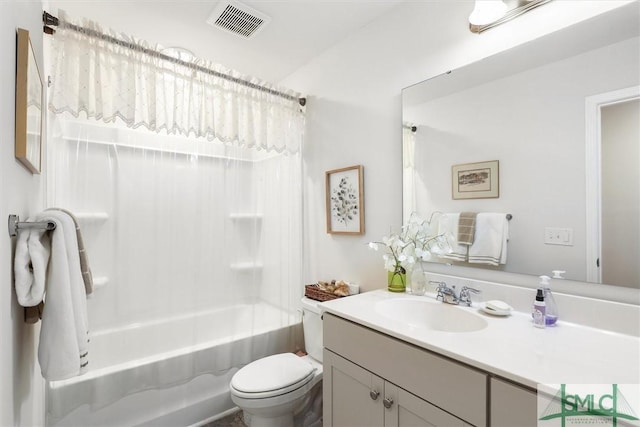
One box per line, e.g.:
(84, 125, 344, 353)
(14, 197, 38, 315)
(44, 11, 305, 424)
(46, 119, 303, 331)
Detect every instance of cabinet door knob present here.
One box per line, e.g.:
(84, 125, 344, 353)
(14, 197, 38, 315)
(383, 397, 394, 408)
(369, 390, 380, 400)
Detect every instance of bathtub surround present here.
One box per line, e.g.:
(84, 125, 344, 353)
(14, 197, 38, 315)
(42, 11, 306, 426)
(43, 120, 304, 424)
(47, 304, 299, 426)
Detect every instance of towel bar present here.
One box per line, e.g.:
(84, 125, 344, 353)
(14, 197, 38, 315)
(8, 214, 56, 237)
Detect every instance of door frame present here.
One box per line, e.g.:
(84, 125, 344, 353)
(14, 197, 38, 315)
(585, 85, 640, 283)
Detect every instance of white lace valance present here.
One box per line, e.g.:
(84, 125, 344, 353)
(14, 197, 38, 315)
(48, 11, 305, 154)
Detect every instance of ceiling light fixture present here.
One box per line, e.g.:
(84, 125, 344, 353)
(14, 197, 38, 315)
(469, 0, 553, 33)
(469, 1, 508, 26)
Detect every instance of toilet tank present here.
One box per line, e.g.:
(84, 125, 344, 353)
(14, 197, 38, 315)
(301, 297, 323, 362)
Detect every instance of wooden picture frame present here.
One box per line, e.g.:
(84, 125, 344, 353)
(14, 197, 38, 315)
(15, 28, 43, 174)
(452, 160, 499, 200)
(325, 165, 364, 235)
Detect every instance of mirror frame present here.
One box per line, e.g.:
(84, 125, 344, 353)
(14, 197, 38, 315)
(15, 28, 43, 174)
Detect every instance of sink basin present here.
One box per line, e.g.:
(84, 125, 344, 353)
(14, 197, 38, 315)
(374, 298, 488, 332)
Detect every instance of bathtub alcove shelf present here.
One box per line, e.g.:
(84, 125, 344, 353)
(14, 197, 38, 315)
(229, 213, 263, 274)
(73, 212, 109, 293)
(74, 212, 109, 222)
(230, 262, 264, 271)
(229, 213, 263, 220)
(91, 276, 109, 291)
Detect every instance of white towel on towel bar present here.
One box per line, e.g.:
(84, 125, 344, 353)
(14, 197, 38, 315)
(468, 213, 509, 266)
(437, 213, 468, 262)
(14, 218, 50, 307)
(14, 211, 90, 380)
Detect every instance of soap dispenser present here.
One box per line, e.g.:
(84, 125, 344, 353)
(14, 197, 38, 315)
(539, 275, 558, 326)
(532, 288, 546, 328)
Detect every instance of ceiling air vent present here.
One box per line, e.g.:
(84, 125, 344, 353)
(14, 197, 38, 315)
(206, 1, 271, 39)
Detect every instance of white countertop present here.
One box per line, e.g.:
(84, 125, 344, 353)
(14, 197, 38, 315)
(319, 289, 640, 389)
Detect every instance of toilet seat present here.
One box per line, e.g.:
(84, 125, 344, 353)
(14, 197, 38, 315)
(230, 353, 316, 400)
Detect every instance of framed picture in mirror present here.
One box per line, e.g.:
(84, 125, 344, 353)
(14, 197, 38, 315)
(15, 28, 43, 174)
(452, 160, 499, 200)
(325, 165, 364, 235)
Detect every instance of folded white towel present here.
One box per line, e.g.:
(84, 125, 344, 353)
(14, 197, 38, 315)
(34, 211, 90, 380)
(14, 217, 51, 307)
(468, 213, 509, 266)
(437, 213, 468, 262)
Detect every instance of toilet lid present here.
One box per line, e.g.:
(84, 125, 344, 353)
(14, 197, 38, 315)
(231, 353, 315, 395)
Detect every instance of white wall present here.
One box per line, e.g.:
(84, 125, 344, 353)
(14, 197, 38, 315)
(281, 0, 635, 292)
(0, 0, 46, 425)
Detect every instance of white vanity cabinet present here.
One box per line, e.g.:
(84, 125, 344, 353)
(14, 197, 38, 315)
(324, 349, 470, 427)
(322, 349, 383, 427)
(321, 289, 640, 427)
(323, 313, 485, 427)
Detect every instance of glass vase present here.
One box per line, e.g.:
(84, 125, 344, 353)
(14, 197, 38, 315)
(387, 265, 406, 293)
(409, 264, 428, 296)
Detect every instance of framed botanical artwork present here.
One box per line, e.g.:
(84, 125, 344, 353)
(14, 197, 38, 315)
(15, 28, 43, 174)
(325, 165, 364, 235)
(452, 160, 499, 200)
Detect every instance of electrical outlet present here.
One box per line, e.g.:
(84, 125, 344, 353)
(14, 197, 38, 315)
(544, 227, 573, 246)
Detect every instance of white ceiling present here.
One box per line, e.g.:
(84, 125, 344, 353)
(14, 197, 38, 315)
(47, 0, 405, 83)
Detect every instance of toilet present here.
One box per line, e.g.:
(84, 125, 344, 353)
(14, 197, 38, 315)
(230, 297, 324, 427)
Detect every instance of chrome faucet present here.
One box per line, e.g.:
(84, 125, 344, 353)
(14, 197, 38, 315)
(458, 286, 481, 306)
(432, 281, 457, 304)
(431, 281, 480, 306)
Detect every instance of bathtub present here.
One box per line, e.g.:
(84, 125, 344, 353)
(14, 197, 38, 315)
(46, 303, 301, 426)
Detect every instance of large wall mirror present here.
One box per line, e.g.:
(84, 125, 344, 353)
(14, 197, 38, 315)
(15, 28, 43, 174)
(402, 4, 639, 290)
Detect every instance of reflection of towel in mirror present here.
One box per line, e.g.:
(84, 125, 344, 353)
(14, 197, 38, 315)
(437, 213, 468, 262)
(457, 212, 477, 246)
(468, 213, 509, 266)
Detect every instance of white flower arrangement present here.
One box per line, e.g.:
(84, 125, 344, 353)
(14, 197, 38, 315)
(368, 212, 448, 273)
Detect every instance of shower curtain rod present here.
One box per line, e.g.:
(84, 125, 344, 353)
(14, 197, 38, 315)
(42, 11, 306, 107)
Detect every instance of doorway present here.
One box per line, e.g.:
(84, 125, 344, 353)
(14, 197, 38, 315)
(585, 87, 640, 288)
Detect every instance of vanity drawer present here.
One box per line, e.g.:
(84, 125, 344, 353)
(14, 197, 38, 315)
(324, 313, 487, 427)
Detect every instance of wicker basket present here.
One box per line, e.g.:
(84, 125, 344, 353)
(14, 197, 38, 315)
(304, 284, 341, 302)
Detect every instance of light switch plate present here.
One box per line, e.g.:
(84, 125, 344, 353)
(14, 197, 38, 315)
(544, 227, 573, 246)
